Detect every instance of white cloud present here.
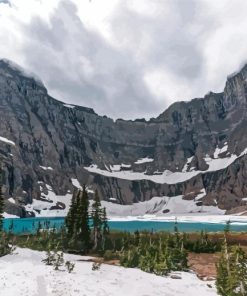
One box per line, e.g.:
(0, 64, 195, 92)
(0, 0, 247, 119)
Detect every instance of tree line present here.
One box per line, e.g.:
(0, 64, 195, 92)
(65, 186, 109, 253)
(0, 159, 247, 295)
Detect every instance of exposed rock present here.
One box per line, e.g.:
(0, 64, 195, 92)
(0, 59, 247, 216)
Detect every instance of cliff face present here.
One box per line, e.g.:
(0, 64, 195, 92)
(0, 59, 247, 217)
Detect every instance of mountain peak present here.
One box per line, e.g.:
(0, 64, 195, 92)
(0, 58, 44, 87)
(227, 62, 247, 81)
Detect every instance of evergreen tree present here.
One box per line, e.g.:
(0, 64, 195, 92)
(234, 246, 247, 295)
(65, 190, 78, 238)
(224, 220, 231, 234)
(0, 160, 4, 233)
(102, 207, 109, 236)
(79, 185, 90, 251)
(216, 234, 247, 296)
(74, 190, 83, 238)
(91, 189, 102, 250)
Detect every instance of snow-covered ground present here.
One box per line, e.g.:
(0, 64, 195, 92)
(23, 182, 225, 218)
(0, 248, 217, 296)
(84, 146, 247, 185)
(0, 135, 15, 146)
(101, 193, 225, 218)
(3, 212, 19, 218)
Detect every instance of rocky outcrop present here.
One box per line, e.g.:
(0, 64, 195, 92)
(0, 59, 247, 216)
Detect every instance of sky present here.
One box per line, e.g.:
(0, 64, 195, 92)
(0, 0, 247, 119)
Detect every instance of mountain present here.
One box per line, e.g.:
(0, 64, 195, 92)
(1, 59, 247, 217)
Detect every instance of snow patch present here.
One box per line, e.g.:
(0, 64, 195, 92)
(85, 147, 247, 185)
(3, 212, 19, 218)
(25, 184, 72, 217)
(101, 190, 224, 218)
(121, 163, 131, 168)
(63, 104, 75, 109)
(39, 166, 53, 171)
(213, 142, 228, 158)
(135, 157, 154, 164)
(182, 156, 194, 172)
(0, 136, 15, 146)
(8, 197, 15, 204)
(71, 178, 81, 189)
(0, 247, 217, 296)
(110, 164, 121, 171)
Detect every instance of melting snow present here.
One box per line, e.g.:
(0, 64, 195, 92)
(3, 212, 19, 218)
(110, 164, 121, 171)
(71, 178, 81, 189)
(0, 136, 15, 146)
(25, 184, 72, 217)
(134, 157, 154, 164)
(0, 248, 217, 296)
(39, 166, 53, 171)
(182, 156, 194, 172)
(121, 163, 131, 168)
(8, 197, 15, 204)
(213, 142, 228, 158)
(102, 191, 224, 218)
(84, 164, 198, 184)
(85, 147, 247, 185)
(63, 104, 75, 109)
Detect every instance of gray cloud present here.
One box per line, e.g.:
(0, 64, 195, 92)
(110, 0, 217, 86)
(18, 1, 161, 119)
(0, 0, 247, 119)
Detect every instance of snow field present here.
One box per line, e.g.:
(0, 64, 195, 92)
(0, 248, 217, 296)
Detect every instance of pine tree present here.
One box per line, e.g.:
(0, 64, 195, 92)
(234, 246, 247, 295)
(224, 220, 231, 234)
(102, 207, 109, 236)
(53, 251, 64, 271)
(79, 185, 90, 251)
(0, 160, 4, 233)
(216, 234, 247, 296)
(65, 190, 78, 238)
(91, 189, 103, 250)
(75, 190, 83, 237)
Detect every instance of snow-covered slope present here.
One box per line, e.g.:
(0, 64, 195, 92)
(84, 146, 247, 185)
(22, 183, 224, 218)
(0, 248, 217, 296)
(1, 59, 247, 217)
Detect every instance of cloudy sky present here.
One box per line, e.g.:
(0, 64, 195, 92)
(0, 0, 247, 119)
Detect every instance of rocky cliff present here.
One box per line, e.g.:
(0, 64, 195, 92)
(1, 59, 247, 217)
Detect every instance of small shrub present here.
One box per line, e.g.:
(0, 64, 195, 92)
(65, 261, 75, 273)
(53, 251, 64, 271)
(92, 262, 101, 271)
(42, 250, 56, 266)
(103, 250, 117, 261)
(0, 234, 15, 257)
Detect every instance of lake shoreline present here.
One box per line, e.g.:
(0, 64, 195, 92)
(3, 214, 247, 234)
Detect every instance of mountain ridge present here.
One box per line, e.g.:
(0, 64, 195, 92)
(0, 59, 247, 217)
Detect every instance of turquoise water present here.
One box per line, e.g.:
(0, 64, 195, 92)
(3, 217, 247, 234)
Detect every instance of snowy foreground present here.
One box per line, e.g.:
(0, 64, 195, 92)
(0, 248, 217, 296)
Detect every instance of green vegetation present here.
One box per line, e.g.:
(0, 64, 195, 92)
(0, 160, 15, 257)
(216, 233, 247, 296)
(0, 181, 247, 293)
(65, 186, 109, 253)
(119, 229, 188, 275)
(91, 189, 109, 250)
(65, 186, 91, 252)
(0, 160, 4, 233)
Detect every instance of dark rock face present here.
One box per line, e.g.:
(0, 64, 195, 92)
(0, 59, 247, 216)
